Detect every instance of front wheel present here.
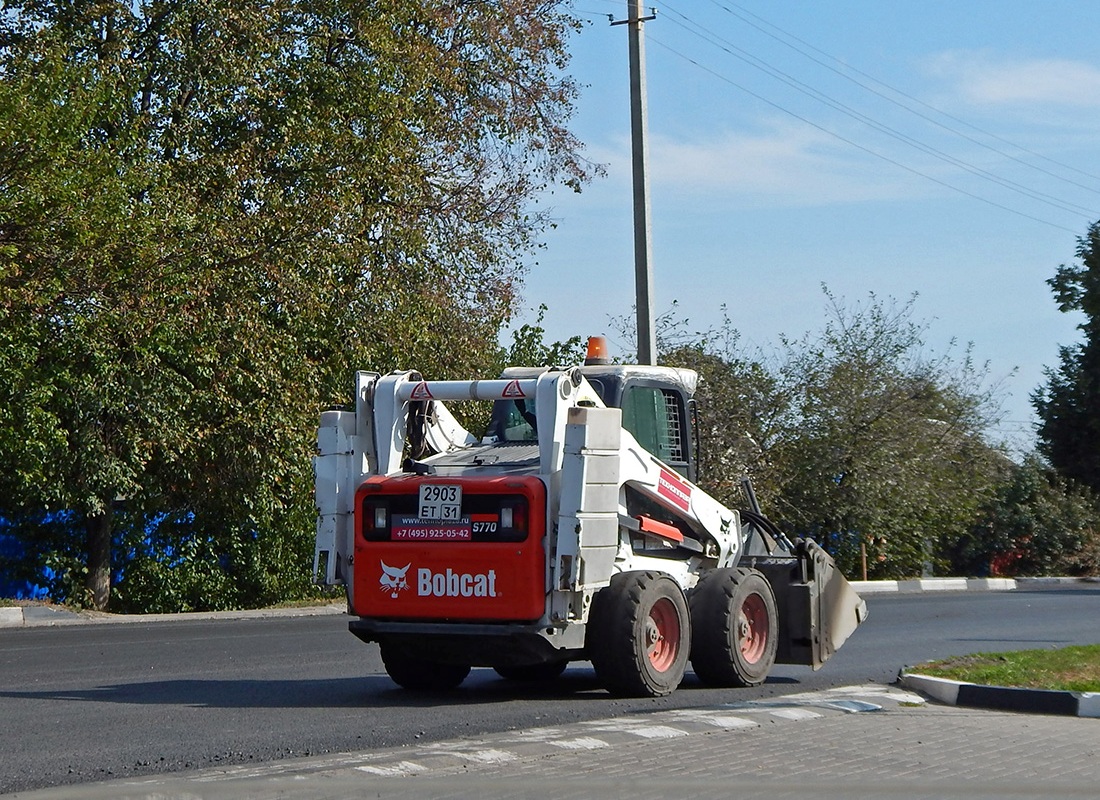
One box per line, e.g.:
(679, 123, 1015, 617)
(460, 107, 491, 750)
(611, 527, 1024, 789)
(689, 567, 778, 687)
(380, 642, 471, 691)
(587, 571, 691, 697)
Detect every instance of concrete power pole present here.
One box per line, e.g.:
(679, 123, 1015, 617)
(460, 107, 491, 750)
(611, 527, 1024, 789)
(614, 1, 657, 365)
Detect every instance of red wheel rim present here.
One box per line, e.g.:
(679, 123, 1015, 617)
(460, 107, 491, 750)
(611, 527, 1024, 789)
(738, 592, 769, 664)
(645, 598, 681, 672)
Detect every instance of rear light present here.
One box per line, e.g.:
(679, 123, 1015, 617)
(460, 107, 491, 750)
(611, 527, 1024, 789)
(500, 498, 528, 536)
(362, 501, 391, 538)
(360, 485, 536, 542)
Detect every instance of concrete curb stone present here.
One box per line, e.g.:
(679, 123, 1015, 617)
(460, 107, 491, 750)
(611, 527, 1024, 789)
(899, 671, 1100, 718)
(1, 602, 347, 629)
(5, 576, 1097, 628)
(1016, 575, 1100, 586)
(7, 575, 1097, 628)
(848, 577, 1018, 594)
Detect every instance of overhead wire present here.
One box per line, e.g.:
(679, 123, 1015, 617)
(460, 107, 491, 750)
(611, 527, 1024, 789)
(701, 0, 1100, 188)
(643, 34, 1082, 235)
(642, 2, 1093, 233)
(656, 5, 1099, 220)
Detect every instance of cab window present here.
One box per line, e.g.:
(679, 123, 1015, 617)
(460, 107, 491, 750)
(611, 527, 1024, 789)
(621, 385, 687, 468)
(492, 398, 538, 442)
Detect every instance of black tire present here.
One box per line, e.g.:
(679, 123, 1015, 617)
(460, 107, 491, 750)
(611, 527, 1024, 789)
(587, 571, 691, 697)
(380, 642, 471, 691)
(689, 567, 778, 687)
(494, 661, 569, 681)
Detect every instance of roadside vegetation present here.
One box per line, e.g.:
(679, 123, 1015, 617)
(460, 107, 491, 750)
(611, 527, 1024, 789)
(1, 2, 1100, 613)
(913, 644, 1100, 693)
(627, 292, 1100, 583)
(0, 1, 593, 612)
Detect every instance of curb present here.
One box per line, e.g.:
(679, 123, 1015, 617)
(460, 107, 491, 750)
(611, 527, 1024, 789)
(849, 577, 1017, 594)
(1015, 576, 1100, 586)
(3, 576, 1094, 628)
(898, 671, 1100, 718)
(1, 575, 1026, 627)
(0, 603, 347, 629)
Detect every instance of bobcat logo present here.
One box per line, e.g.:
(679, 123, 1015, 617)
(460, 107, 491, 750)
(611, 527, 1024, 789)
(379, 561, 411, 599)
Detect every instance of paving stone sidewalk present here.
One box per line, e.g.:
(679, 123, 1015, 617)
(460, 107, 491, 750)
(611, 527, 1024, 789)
(8, 685, 1098, 800)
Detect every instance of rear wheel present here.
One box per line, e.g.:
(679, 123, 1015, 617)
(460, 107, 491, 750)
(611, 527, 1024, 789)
(380, 642, 471, 691)
(494, 661, 569, 681)
(587, 571, 690, 697)
(689, 568, 778, 687)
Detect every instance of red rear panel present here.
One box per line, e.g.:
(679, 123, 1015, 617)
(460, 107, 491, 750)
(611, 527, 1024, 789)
(352, 475, 546, 622)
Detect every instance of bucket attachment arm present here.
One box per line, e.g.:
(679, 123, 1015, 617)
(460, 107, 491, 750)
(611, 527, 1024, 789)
(756, 539, 868, 670)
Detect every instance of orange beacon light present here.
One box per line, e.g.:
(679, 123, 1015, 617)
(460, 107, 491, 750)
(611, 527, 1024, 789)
(584, 335, 611, 365)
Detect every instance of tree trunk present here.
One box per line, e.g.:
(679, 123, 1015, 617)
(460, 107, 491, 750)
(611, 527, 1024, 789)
(85, 510, 112, 611)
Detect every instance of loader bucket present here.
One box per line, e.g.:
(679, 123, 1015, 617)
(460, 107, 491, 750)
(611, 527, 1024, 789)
(757, 538, 868, 669)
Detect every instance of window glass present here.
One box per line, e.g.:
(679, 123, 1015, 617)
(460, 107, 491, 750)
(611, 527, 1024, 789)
(621, 386, 685, 464)
(496, 398, 538, 442)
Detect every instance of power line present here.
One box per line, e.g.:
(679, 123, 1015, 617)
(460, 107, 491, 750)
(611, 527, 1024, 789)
(697, 0, 1100, 189)
(656, 6, 1099, 220)
(646, 35, 1082, 235)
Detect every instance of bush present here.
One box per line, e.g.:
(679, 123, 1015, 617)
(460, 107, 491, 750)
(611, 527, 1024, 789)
(957, 456, 1100, 577)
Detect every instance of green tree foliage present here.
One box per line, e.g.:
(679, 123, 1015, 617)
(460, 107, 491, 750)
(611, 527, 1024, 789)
(0, 36, 183, 607)
(1035, 221, 1100, 493)
(0, 1, 592, 610)
(771, 292, 1008, 578)
(649, 292, 1008, 579)
(957, 456, 1100, 577)
(499, 305, 586, 369)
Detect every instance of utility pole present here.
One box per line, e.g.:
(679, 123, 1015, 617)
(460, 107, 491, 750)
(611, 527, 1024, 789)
(613, 1, 657, 365)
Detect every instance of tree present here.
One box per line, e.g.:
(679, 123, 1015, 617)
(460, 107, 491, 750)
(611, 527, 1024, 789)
(1035, 220, 1100, 493)
(0, 35, 185, 608)
(955, 456, 1100, 577)
(0, 1, 593, 610)
(644, 293, 1009, 579)
(499, 305, 586, 370)
(769, 292, 1008, 578)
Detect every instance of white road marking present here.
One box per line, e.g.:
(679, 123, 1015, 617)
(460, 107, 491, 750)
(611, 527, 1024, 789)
(625, 725, 691, 739)
(460, 749, 518, 764)
(666, 709, 760, 729)
(768, 708, 822, 721)
(550, 737, 611, 750)
(356, 761, 429, 777)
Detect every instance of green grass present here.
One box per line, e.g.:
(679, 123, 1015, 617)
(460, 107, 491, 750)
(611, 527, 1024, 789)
(913, 644, 1100, 692)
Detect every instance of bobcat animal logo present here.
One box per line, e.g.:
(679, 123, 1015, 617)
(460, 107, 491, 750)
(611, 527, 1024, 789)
(379, 561, 411, 598)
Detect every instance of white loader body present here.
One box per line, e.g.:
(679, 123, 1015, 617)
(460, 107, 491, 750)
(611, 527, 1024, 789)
(315, 361, 866, 696)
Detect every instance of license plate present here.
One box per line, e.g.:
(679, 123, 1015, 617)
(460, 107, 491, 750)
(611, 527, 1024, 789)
(418, 484, 462, 520)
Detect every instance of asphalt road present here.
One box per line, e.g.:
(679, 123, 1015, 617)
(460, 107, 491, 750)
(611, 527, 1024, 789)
(1, 584, 1097, 795)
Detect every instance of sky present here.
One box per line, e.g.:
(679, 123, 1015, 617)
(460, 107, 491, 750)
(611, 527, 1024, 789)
(507, 0, 1100, 455)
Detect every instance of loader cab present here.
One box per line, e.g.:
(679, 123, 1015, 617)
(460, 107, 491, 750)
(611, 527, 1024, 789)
(585, 370, 696, 484)
(489, 363, 698, 483)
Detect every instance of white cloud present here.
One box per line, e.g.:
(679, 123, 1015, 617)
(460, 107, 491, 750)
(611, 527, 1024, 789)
(927, 51, 1100, 108)
(589, 123, 935, 207)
